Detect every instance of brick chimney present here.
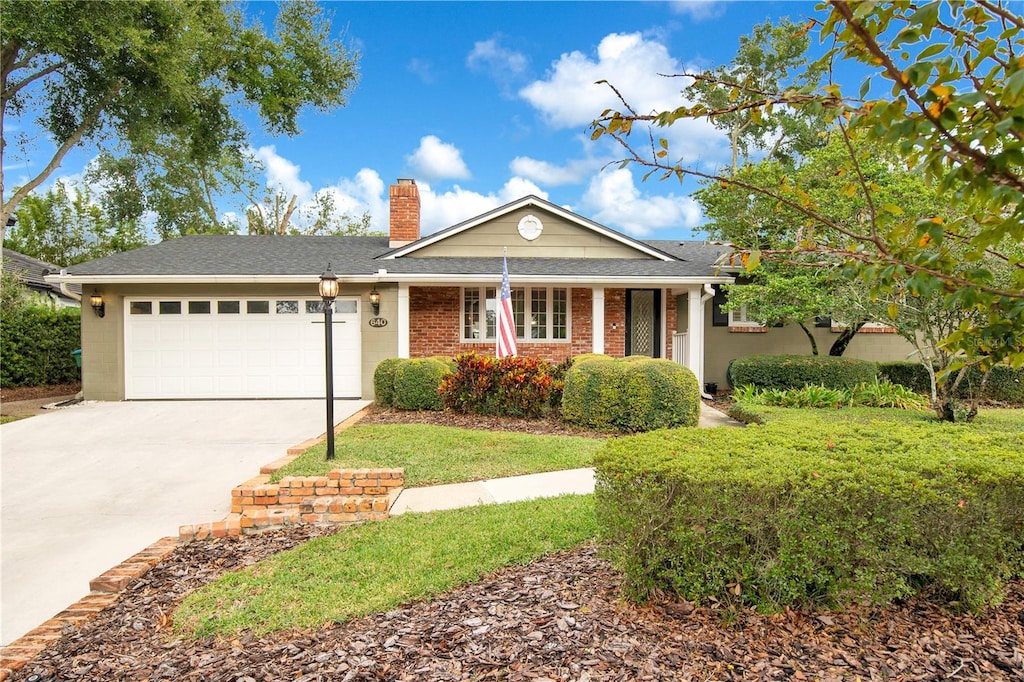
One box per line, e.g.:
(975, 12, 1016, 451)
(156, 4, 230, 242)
(389, 179, 420, 248)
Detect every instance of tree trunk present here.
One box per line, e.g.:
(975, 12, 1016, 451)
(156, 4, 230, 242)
(798, 322, 819, 355)
(829, 321, 866, 356)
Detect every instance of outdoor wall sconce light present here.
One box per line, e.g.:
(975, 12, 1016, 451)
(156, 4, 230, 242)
(90, 291, 105, 318)
(368, 287, 381, 316)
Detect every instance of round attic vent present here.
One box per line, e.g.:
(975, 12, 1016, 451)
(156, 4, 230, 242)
(517, 214, 543, 241)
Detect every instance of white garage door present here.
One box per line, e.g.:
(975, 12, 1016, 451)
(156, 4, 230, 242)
(124, 297, 361, 399)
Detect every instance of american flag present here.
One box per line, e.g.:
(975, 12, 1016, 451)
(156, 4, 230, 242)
(496, 254, 517, 358)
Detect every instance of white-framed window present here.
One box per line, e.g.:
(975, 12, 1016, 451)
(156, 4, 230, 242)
(461, 286, 570, 342)
(728, 305, 765, 329)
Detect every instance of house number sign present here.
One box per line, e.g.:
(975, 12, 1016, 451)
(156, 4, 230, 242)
(368, 317, 388, 328)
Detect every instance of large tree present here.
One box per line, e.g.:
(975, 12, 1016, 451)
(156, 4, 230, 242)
(1, 0, 358, 239)
(6, 180, 148, 265)
(591, 0, 1024, 374)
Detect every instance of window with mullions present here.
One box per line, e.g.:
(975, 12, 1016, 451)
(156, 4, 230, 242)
(462, 287, 569, 342)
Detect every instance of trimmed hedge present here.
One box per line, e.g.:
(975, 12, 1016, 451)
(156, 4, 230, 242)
(373, 358, 452, 411)
(595, 414, 1024, 611)
(562, 355, 700, 432)
(728, 354, 877, 390)
(1, 305, 81, 387)
(879, 361, 1024, 404)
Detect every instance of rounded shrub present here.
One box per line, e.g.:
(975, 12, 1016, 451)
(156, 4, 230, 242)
(729, 354, 877, 390)
(372, 358, 404, 407)
(621, 358, 700, 431)
(562, 355, 625, 431)
(392, 358, 451, 411)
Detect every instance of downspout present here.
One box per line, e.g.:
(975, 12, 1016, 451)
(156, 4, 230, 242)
(57, 269, 82, 302)
(699, 283, 715, 399)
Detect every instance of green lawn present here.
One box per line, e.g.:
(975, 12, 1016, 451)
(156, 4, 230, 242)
(270, 423, 605, 486)
(0, 414, 30, 425)
(175, 494, 597, 636)
(745, 404, 1024, 432)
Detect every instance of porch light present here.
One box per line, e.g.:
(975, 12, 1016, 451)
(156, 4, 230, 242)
(90, 291, 105, 318)
(368, 287, 381, 316)
(319, 265, 338, 460)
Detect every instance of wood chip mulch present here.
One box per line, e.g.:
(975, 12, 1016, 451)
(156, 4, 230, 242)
(0, 383, 81, 403)
(11, 524, 1024, 681)
(358, 407, 615, 439)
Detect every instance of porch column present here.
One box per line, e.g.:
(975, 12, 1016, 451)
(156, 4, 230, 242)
(592, 286, 605, 354)
(398, 283, 410, 358)
(686, 286, 704, 386)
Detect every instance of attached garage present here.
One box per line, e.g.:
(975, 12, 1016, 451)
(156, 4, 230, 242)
(124, 296, 362, 399)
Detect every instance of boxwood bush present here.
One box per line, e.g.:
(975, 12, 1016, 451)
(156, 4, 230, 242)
(1, 304, 81, 387)
(562, 355, 700, 432)
(372, 358, 404, 407)
(595, 414, 1024, 611)
(375, 357, 452, 411)
(729, 354, 877, 390)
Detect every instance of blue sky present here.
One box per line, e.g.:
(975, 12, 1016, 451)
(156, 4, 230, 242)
(12, 0, 856, 241)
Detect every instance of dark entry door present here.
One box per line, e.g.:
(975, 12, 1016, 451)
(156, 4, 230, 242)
(625, 289, 661, 357)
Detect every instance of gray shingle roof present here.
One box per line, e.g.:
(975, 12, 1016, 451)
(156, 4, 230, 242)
(3, 248, 82, 296)
(60, 235, 732, 280)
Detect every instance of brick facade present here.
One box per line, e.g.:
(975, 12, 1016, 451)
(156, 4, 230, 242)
(389, 179, 420, 246)
(409, 286, 641, 362)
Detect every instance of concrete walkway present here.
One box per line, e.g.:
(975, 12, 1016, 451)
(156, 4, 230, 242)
(0, 399, 370, 646)
(391, 403, 740, 515)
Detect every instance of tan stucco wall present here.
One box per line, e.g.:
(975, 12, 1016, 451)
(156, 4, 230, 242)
(411, 207, 652, 259)
(81, 282, 397, 401)
(682, 295, 918, 387)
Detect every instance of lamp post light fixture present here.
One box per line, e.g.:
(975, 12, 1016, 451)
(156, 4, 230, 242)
(90, 291, 105, 318)
(318, 264, 340, 460)
(368, 287, 381, 316)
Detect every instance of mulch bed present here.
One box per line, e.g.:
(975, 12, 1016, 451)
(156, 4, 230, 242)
(0, 383, 80, 403)
(10, 405, 1024, 681)
(11, 528, 1024, 681)
(359, 407, 614, 439)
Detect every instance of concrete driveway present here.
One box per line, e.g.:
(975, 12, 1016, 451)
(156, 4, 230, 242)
(0, 399, 369, 646)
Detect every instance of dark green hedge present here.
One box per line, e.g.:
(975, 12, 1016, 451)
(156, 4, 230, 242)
(728, 354, 877, 390)
(1, 305, 81, 387)
(562, 356, 700, 432)
(372, 358, 404, 407)
(879, 361, 1024, 404)
(595, 415, 1024, 611)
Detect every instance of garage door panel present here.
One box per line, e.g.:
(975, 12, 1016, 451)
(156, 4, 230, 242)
(126, 297, 361, 399)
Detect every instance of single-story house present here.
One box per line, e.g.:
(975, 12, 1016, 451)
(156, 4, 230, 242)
(3, 248, 82, 308)
(48, 179, 915, 401)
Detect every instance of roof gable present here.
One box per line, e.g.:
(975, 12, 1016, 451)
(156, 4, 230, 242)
(384, 195, 674, 261)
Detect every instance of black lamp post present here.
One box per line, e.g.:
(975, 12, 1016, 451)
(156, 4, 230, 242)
(319, 264, 340, 460)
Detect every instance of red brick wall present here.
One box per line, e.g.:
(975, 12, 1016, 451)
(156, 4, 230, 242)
(389, 180, 420, 244)
(665, 289, 678, 360)
(410, 286, 601, 362)
(604, 288, 626, 357)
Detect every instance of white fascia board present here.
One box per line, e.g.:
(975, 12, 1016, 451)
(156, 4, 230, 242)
(45, 274, 382, 285)
(383, 196, 674, 261)
(378, 274, 736, 286)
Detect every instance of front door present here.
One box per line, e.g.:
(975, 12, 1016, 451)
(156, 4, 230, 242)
(625, 289, 661, 357)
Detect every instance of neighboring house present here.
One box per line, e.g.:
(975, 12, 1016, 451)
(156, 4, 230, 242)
(48, 179, 915, 402)
(2, 248, 82, 308)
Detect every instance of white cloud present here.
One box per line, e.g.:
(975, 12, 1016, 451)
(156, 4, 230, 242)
(406, 135, 471, 182)
(252, 145, 312, 202)
(520, 31, 729, 166)
(668, 0, 727, 22)
(467, 37, 529, 80)
(580, 167, 702, 237)
(417, 177, 548, 234)
(508, 156, 603, 186)
(407, 58, 436, 85)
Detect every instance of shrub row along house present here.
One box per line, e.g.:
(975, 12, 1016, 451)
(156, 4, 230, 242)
(49, 179, 915, 401)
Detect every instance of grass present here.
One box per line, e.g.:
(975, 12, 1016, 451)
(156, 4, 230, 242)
(742, 404, 1024, 431)
(0, 414, 30, 425)
(270, 423, 604, 486)
(175, 494, 597, 637)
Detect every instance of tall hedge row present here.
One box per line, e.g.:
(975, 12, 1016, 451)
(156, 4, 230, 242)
(595, 415, 1024, 611)
(878, 361, 1024, 404)
(728, 354, 878, 390)
(1, 305, 81, 387)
